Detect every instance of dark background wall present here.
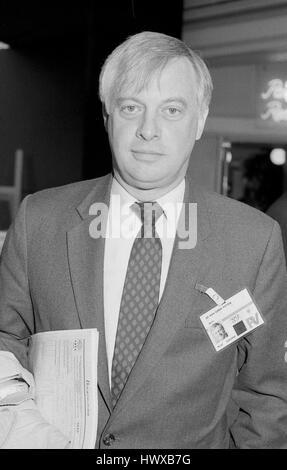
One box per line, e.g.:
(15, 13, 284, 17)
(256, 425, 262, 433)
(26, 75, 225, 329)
(0, 47, 84, 193)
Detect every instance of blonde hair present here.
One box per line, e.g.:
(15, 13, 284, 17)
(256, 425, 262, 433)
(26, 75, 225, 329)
(99, 31, 213, 116)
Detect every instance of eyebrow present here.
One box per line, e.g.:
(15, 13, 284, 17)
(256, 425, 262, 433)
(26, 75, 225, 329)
(116, 97, 142, 105)
(161, 97, 187, 106)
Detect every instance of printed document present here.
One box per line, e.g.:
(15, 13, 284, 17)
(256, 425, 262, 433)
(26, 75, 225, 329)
(28, 328, 99, 449)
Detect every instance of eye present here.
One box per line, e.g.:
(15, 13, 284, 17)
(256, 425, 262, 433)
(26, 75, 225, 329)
(162, 106, 183, 118)
(168, 107, 179, 115)
(120, 103, 142, 116)
(123, 105, 137, 113)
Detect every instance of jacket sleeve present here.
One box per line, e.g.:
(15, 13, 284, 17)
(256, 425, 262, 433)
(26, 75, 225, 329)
(0, 198, 70, 449)
(230, 220, 287, 448)
(267, 201, 287, 261)
(0, 196, 34, 369)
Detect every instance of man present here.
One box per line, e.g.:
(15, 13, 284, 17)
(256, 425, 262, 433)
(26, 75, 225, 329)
(209, 322, 228, 344)
(267, 191, 287, 259)
(1, 31, 287, 449)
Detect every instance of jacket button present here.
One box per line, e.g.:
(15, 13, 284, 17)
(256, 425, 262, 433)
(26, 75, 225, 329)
(103, 433, 115, 446)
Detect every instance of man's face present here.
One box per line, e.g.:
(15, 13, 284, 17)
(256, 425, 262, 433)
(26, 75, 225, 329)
(106, 57, 208, 196)
(212, 324, 226, 343)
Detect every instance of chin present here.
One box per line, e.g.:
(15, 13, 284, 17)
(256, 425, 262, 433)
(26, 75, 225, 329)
(129, 173, 166, 189)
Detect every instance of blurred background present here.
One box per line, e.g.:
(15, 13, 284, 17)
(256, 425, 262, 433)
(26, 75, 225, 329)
(0, 0, 287, 231)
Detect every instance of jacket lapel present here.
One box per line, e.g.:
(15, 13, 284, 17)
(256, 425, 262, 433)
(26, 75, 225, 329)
(67, 174, 113, 411)
(110, 179, 219, 417)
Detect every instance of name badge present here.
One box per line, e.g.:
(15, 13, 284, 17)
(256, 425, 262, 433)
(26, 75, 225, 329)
(200, 288, 264, 352)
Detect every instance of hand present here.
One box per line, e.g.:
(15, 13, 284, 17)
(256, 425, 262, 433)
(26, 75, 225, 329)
(0, 400, 70, 449)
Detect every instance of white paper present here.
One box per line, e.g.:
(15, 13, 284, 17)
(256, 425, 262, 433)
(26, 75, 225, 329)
(28, 328, 99, 449)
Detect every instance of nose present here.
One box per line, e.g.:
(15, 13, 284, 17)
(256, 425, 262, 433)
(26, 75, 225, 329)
(136, 110, 160, 141)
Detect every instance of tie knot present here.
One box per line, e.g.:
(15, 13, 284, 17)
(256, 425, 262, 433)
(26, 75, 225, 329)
(133, 201, 163, 238)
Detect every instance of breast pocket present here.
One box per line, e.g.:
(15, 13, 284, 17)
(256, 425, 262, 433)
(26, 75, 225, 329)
(184, 295, 215, 329)
(184, 315, 203, 329)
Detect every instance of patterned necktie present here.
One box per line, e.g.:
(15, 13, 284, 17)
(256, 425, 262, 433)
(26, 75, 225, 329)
(111, 201, 163, 408)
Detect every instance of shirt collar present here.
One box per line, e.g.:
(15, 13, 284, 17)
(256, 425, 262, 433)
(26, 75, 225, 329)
(156, 179, 185, 223)
(110, 177, 185, 222)
(110, 178, 137, 209)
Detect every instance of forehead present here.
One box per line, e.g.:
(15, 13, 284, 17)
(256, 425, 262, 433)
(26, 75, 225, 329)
(119, 57, 197, 103)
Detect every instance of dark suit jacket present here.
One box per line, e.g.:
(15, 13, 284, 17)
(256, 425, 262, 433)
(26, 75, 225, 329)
(1, 174, 287, 448)
(267, 192, 287, 259)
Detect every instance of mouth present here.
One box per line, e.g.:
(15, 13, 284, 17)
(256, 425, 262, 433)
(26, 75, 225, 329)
(131, 150, 164, 160)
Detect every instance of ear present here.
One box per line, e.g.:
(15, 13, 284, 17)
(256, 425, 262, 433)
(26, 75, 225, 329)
(195, 107, 209, 141)
(102, 104, 109, 131)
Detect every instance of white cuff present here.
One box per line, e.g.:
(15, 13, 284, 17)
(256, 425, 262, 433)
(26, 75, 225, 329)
(0, 351, 35, 396)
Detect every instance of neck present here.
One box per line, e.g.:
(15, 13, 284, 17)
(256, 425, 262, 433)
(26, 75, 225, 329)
(113, 172, 185, 201)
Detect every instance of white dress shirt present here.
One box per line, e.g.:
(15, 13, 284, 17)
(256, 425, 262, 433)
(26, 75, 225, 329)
(104, 177, 185, 385)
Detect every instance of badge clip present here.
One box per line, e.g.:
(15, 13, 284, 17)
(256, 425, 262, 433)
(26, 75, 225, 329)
(195, 283, 225, 306)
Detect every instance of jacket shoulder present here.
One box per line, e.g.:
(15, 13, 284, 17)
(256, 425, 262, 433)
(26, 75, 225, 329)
(18, 174, 111, 233)
(24, 174, 110, 213)
(201, 188, 275, 232)
(206, 187, 273, 225)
